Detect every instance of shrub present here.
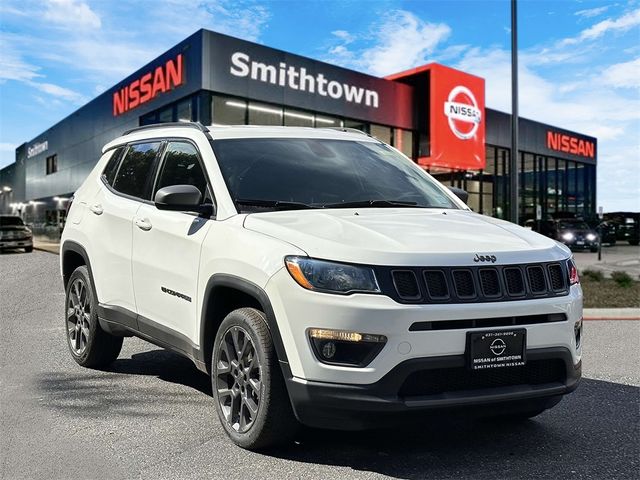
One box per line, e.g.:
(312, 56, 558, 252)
(582, 269, 604, 282)
(611, 271, 634, 288)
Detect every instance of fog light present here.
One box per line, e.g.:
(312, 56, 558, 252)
(308, 328, 387, 367)
(321, 341, 337, 359)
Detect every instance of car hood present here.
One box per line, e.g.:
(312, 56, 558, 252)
(243, 208, 570, 266)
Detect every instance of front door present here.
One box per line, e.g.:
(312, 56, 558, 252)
(131, 141, 213, 346)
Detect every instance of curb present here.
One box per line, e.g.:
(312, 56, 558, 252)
(33, 244, 60, 255)
(583, 308, 640, 321)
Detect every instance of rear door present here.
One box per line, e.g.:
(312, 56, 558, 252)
(87, 142, 162, 319)
(131, 140, 213, 345)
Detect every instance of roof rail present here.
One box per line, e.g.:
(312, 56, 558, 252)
(123, 122, 209, 136)
(322, 127, 371, 137)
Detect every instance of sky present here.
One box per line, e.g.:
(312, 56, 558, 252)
(0, 0, 638, 211)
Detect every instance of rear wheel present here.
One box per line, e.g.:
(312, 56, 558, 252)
(212, 308, 298, 450)
(24, 246, 33, 253)
(65, 266, 123, 367)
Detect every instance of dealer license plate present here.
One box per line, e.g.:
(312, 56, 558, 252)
(468, 329, 526, 370)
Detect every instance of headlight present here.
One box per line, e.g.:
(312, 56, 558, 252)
(285, 256, 381, 294)
(562, 232, 574, 241)
(586, 233, 596, 241)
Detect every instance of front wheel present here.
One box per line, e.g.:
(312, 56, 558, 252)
(212, 308, 298, 450)
(65, 265, 123, 368)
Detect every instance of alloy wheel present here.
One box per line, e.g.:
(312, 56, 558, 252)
(66, 278, 91, 356)
(215, 326, 262, 433)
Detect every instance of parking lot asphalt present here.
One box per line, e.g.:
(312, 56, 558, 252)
(573, 244, 640, 279)
(1, 250, 639, 480)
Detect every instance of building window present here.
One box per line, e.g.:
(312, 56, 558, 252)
(370, 124, 392, 145)
(46, 154, 57, 175)
(212, 96, 247, 125)
(248, 102, 282, 126)
(176, 99, 192, 122)
(394, 128, 413, 157)
(284, 108, 314, 127)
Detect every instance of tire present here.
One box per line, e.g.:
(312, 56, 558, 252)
(211, 307, 298, 450)
(24, 246, 33, 253)
(629, 240, 639, 246)
(590, 247, 598, 253)
(65, 265, 123, 368)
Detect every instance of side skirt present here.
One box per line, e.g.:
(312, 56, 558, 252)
(97, 304, 208, 373)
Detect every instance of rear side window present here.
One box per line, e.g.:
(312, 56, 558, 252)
(154, 142, 208, 199)
(102, 147, 125, 187)
(112, 142, 161, 199)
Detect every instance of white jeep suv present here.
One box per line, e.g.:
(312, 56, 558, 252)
(61, 122, 582, 449)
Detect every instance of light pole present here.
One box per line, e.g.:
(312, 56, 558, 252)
(510, 0, 519, 224)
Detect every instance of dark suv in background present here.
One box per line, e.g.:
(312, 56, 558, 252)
(530, 218, 599, 252)
(0, 215, 33, 253)
(604, 212, 640, 246)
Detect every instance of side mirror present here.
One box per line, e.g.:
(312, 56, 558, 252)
(448, 187, 469, 204)
(154, 185, 212, 216)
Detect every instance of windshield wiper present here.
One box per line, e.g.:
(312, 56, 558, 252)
(321, 199, 420, 209)
(235, 199, 317, 211)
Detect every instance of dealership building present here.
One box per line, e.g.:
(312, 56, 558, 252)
(0, 29, 597, 239)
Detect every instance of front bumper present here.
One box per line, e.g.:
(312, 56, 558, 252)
(287, 347, 581, 429)
(0, 239, 32, 249)
(561, 239, 598, 249)
(266, 268, 583, 385)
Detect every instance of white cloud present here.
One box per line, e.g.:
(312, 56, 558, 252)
(331, 30, 354, 43)
(575, 6, 610, 18)
(324, 10, 450, 76)
(0, 40, 42, 82)
(563, 8, 640, 45)
(44, 0, 101, 30)
(0, 142, 19, 153)
(26, 80, 87, 104)
(602, 57, 640, 88)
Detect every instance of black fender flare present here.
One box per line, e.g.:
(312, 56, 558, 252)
(60, 240, 98, 298)
(200, 273, 291, 377)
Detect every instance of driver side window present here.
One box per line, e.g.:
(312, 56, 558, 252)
(154, 142, 210, 202)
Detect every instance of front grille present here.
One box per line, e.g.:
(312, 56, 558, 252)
(391, 270, 420, 300)
(479, 269, 501, 297)
(527, 266, 547, 294)
(453, 270, 475, 298)
(378, 261, 569, 304)
(398, 359, 566, 398)
(424, 270, 449, 299)
(548, 265, 565, 291)
(504, 268, 525, 296)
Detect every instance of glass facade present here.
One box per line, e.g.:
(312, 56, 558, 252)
(429, 146, 596, 222)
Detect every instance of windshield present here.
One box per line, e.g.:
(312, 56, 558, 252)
(0, 216, 24, 227)
(211, 138, 458, 211)
(559, 220, 589, 230)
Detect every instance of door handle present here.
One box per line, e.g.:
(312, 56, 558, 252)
(134, 217, 152, 231)
(90, 204, 103, 215)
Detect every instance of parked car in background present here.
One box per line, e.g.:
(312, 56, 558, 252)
(531, 218, 599, 252)
(0, 215, 33, 253)
(585, 219, 617, 246)
(604, 212, 639, 246)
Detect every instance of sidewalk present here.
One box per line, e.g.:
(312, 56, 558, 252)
(573, 245, 640, 279)
(583, 308, 640, 320)
(34, 238, 60, 255)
